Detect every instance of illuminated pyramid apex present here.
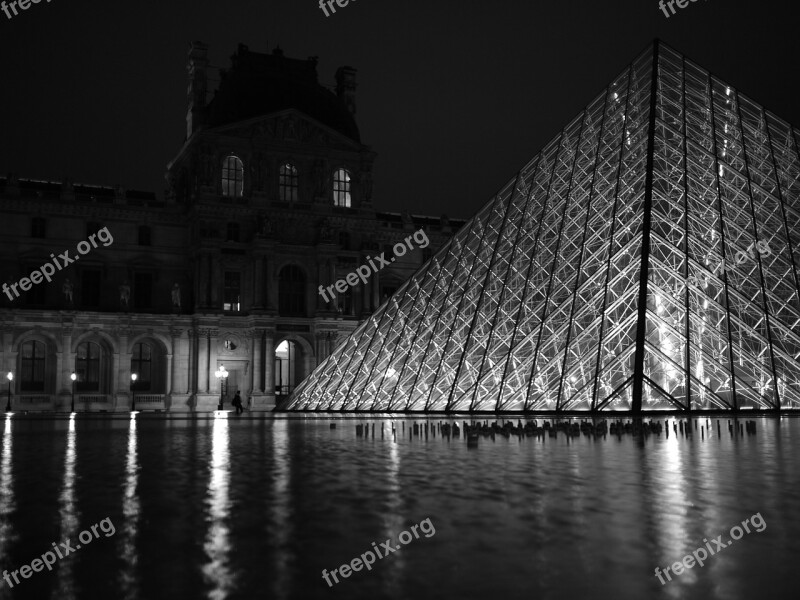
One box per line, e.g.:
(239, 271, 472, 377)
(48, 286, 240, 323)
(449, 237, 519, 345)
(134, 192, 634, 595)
(281, 40, 800, 413)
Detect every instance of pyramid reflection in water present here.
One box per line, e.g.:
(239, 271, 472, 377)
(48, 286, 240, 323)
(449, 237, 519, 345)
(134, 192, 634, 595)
(282, 40, 800, 412)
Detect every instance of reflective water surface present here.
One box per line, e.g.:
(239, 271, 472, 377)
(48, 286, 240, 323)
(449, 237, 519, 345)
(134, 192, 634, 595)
(0, 414, 798, 600)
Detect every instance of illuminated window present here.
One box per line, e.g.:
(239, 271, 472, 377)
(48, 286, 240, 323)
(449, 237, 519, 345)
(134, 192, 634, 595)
(76, 342, 102, 392)
(20, 340, 46, 392)
(223, 272, 241, 312)
(333, 168, 351, 207)
(279, 163, 299, 202)
(274, 340, 298, 395)
(130, 343, 152, 391)
(222, 155, 244, 197)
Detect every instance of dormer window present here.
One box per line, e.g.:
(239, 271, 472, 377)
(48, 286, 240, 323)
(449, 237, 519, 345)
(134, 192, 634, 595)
(333, 168, 351, 207)
(279, 163, 299, 202)
(222, 155, 244, 197)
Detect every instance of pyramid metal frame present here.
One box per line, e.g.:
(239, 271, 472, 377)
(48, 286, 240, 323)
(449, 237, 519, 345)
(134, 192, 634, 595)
(282, 40, 800, 413)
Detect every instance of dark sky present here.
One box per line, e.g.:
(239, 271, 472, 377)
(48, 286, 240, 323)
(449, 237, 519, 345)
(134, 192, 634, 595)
(1, 0, 798, 221)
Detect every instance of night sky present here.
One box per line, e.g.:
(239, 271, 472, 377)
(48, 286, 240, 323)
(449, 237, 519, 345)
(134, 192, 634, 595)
(1, 0, 798, 221)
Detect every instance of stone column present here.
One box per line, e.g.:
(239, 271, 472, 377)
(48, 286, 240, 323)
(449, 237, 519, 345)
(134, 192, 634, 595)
(169, 328, 182, 396)
(198, 329, 209, 392)
(252, 329, 263, 392)
(316, 261, 326, 311)
(187, 329, 196, 396)
(361, 279, 368, 315)
(253, 257, 265, 309)
(196, 255, 207, 309)
(265, 256, 276, 310)
(209, 329, 219, 394)
(165, 353, 173, 395)
(60, 328, 74, 395)
(210, 259, 221, 308)
(329, 260, 338, 310)
(264, 331, 275, 407)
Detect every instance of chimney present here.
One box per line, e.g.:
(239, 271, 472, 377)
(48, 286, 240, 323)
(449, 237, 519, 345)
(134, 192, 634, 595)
(335, 66, 357, 115)
(187, 41, 209, 138)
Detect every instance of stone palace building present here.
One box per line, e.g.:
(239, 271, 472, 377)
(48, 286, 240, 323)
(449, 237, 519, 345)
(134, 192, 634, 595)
(0, 43, 463, 412)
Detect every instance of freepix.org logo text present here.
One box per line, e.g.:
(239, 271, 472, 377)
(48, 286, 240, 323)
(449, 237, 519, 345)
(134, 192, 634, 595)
(318, 228, 429, 304)
(2, 227, 114, 301)
(1, 0, 55, 22)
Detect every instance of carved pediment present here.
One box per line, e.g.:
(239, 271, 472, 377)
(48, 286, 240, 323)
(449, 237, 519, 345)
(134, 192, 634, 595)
(212, 110, 362, 151)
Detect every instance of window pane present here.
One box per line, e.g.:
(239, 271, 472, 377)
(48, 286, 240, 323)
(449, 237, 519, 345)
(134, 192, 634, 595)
(222, 156, 244, 197)
(279, 163, 299, 202)
(333, 169, 351, 207)
(224, 272, 241, 311)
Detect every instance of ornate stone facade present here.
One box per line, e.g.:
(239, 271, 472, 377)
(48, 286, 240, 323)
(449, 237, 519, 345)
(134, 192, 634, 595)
(0, 43, 464, 412)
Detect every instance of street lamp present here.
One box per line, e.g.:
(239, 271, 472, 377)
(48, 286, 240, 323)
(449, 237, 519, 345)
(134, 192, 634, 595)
(130, 373, 138, 412)
(215, 365, 228, 410)
(70, 372, 77, 412)
(5, 372, 12, 412)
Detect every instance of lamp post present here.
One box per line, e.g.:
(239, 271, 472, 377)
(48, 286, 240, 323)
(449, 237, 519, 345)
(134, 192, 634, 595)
(215, 365, 228, 410)
(130, 373, 138, 412)
(5, 372, 12, 412)
(70, 372, 77, 412)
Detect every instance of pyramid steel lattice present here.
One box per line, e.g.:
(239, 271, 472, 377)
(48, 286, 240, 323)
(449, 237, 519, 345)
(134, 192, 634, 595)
(282, 41, 800, 412)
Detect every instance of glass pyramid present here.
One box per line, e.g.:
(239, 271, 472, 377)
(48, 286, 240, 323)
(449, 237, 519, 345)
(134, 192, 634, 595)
(282, 40, 800, 412)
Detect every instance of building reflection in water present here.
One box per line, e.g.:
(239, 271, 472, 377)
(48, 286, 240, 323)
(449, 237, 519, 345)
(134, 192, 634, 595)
(270, 419, 291, 600)
(52, 414, 79, 600)
(120, 413, 140, 600)
(0, 415, 15, 574)
(202, 412, 233, 600)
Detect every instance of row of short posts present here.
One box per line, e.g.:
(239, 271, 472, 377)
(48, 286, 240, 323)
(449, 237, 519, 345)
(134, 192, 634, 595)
(344, 417, 757, 441)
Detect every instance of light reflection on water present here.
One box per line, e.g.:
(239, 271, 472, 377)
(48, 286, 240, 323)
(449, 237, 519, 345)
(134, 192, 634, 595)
(51, 415, 78, 600)
(0, 415, 797, 600)
(0, 415, 14, 573)
(119, 413, 139, 600)
(202, 413, 232, 600)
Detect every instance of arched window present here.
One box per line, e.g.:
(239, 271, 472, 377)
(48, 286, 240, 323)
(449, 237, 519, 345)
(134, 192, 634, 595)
(278, 265, 306, 316)
(274, 340, 298, 395)
(279, 163, 299, 202)
(76, 341, 102, 392)
(222, 155, 244, 197)
(333, 168, 351, 207)
(20, 340, 46, 392)
(130, 343, 152, 391)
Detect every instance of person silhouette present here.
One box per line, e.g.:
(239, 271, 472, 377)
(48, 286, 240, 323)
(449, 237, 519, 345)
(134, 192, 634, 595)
(232, 390, 244, 414)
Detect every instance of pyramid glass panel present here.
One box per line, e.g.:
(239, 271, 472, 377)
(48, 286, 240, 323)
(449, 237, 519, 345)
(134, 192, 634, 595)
(281, 41, 800, 412)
